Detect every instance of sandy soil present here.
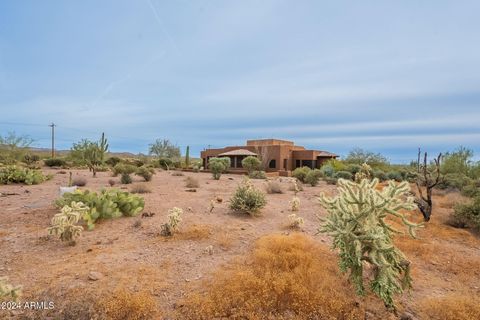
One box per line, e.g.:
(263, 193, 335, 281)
(1, 168, 479, 319)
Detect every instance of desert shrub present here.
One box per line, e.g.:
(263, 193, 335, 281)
(320, 164, 335, 177)
(100, 289, 158, 320)
(461, 181, 480, 197)
(56, 189, 144, 229)
(288, 179, 303, 193)
(22, 153, 40, 165)
(229, 178, 266, 215)
(324, 158, 347, 172)
(130, 183, 152, 194)
(305, 168, 322, 186)
(241, 156, 261, 174)
(108, 179, 116, 187)
(0, 165, 50, 185)
(325, 177, 338, 185)
(437, 173, 472, 191)
(161, 207, 183, 236)
(185, 176, 200, 188)
(191, 161, 203, 172)
(453, 195, 480, 231)
(386, 171, 403, 182)
(265, 180, 283, 194)
(345, 148, 389, 168)
(318, 178, 420, 309)
(177, 234, 364, 319)
(44, 158, 66, 167)
(249, 170, 266, 179)
(334, 170, 353, 180)
(292, 166, 310, 183)
(171, 171, 184, 176)
(290, 196, 300, 211)
(0, 277, 22, 302)
(47, 202, 88, 244)
(121, 173, 132, 184)
(158, 157, 174, 170)
(105, 156, 121, 167)
(288, 213, 304, 228)
(373, 169, 387, 182)
(112, 163, 137, 177)
(72, 176, 87, 187)
(419, 295, 480, 320)
(135, 166, 155, 181)
(354, 163, 373, 182)
(346, 164, 362, 175)
(209, 157, 230, 180)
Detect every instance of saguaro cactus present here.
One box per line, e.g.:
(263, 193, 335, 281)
(318, 178, 421, 309)
(185, 145, 190, 168)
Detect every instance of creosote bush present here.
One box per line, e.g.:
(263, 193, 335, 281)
(292, 166, 311, 183)
(305, 168, 322, 186)
(334, 170, 353, 180)
(72, 176, 87, 187)
(130, 183, 152, 194)
(249, 170, 266, 179)
(453, 195, 480, 231)
(44, 158, 67, 167)
(318, 178, 421, 309)
(135, 166, 155, 181)
(208, 157, 230, 180)
(229, 178, 266, 215)
(177, 234, 364, 319)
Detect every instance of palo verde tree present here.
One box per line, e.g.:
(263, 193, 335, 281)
(149, 139, 181, 160)
(318, 178, 421, 310)
(0, 131, 34, 162)
(413, 149, 442, 221)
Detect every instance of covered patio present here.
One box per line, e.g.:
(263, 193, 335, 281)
(218, 149, 257, 169)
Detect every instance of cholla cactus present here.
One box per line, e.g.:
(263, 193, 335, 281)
(0, 277, 22, 301)
(47, 201, 88, 244)
(288, 213, 304, 228)
(290, 196, 300, 211)
(161, 207, 183, 236)
(318, 178, 421, 309)
(354, 163, 373, 182)
(292, 179, 301, 195)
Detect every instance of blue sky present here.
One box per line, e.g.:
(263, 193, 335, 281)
(0, 0, 479, 163)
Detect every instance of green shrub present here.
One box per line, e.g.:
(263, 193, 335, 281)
(158, 157, 174, 170)
(318, 178, 420, 309)
(105, 156, 121, 167)
(461, 181, 480, 197)
(121, 173, 133, 184)
(44, 158, 67, 167)
(386, 171, 403, 182)
(292, 166, 311, 183)
(0, 277, 22, 302)
(334, 171, 353, 180)
(22, 154, 40, 165)
(325, 177, 338, 185)
(112, 163, 137, 177)
(305, 169, 322, 186)
(373, 170, 387, 182)
(55, 189, 144, 229)
(242, 156, 261, 174)
(0, 165, 50, 185)
(320, 164, 335, 178)
(346, 164, 362, 175)
(249, 170, 266, 179)
(135, 166, 155, 181)
(437, 173, 472, 191)
(209, 157, 230, 180)
(230, 178, 267, 216)
(453, 196, 480, 231)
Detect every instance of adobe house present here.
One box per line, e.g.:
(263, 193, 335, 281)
(200, 139, 337, 175)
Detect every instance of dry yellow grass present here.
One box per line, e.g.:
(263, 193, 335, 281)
(419, 295, 480, 320)
(177, 233, 367, 319)
(99, 289, 158, 320)
(175, 224, 211, 240)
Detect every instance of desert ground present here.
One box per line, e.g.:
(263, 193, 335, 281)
(1, 168, 479, 319)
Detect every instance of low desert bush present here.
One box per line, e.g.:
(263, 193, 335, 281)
(292, 166, 310, 183)
(386, 171, 403, 182)
(325, 177, 338, 185)
(346, 163, 362, 175)
(437, 173, 472, 191)
(72, 176, 87, 187)
(208, 157, 230, 180)
(249, 170, 266, 179)
(105, 156, 121, 167)
(453, 195, 480, 231)
(158, 157, 174, 170)
(112, 163, 136, 177)
(185, 176, 200, 188)
(44, 157, 66, 167)
(171, 171, 184, 176)
(305, 168, 322, 186)
(135, 166, 155, 181)
(22, 153, 40, 165)
(100, 289, 158, 320)
(229, 178, 266, 216)
(121, 173, 133, 184)
(0, 165, 50, 185)
(373, 169, 387, 182)
(130, 183, 152, 194)
(176, 224, 211, 240)
(320, 164, 335, 177)
(241, 155, 261, 174)
(108, 179, 116, 187)
(334, 170, 353, 180)
(177, 234, 364, 319)
(288, 213, 304, 228)
(419, 294, 480, 320)
(265, 180, 283, 194)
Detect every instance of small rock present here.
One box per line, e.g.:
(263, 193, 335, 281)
(400, 312, 415, 320)
(88, 271, 104, 281)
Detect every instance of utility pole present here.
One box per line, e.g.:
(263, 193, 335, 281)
(49, 122, 56, 158)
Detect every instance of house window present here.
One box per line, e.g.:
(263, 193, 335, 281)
(269, 159, 276, 169)
(295, 160, 301, 168)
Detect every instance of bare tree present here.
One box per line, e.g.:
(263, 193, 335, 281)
(414, 148, 442, 221)
(254, 146, 273, 171)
